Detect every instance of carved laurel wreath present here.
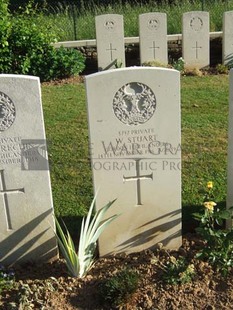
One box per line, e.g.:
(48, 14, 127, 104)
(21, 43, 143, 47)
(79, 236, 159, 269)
(0, 92, 16, 131)
(113, 82, 156, 126)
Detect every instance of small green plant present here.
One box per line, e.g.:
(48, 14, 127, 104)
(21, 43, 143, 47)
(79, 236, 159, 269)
(55, 196, 118, 278)
(99, 269, 140, 306)
(0, 264, 15, 294)
(216, 64, 229, 75)
(161, 256, 195, 285)
(29, 46, 86, 81)
(114, 58, 123, 69)
(172, 57, 185, 72)
(193, 181, 233, 276)
(16, 278, 57, 309)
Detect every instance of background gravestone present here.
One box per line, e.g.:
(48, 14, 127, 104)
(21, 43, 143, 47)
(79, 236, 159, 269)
(86, 67, 182, 256)
(223, 11, 233, 66)
(227, 69, 233, 229)
(0, 75, 57, 265)
(182, 11, 209, 69)
(139, 12, 168, 65)
(95, 14, 125, 71)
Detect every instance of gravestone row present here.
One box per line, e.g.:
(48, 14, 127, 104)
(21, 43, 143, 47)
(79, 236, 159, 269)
(95, 12, 210, 71)
(95, 10, 233, 71)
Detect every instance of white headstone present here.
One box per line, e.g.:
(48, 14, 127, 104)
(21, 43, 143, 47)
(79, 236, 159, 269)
(182, 11, 209, 69)
(223, 11, 233, 66)
(227, 69, 233, 228)
(86, 67, 182, 256)
(139, 12, 168, 65)
(0, 75, 57, 265)
(95, 14, 126, 71)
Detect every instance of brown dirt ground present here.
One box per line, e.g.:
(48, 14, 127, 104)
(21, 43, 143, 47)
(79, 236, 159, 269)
(41, 66, 225, 87)
(1, 234, 233, 310)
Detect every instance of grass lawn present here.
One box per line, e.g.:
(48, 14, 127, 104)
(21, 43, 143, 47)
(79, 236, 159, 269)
(41, 74, 229, 232)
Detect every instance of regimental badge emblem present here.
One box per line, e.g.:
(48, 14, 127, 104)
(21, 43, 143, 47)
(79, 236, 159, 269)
(104, 20, 115, 30)
(148, 19, 159, 30)
(113, 82, 156, 126)
(0, 92, 16, 131)
(190, 17, 203, 31)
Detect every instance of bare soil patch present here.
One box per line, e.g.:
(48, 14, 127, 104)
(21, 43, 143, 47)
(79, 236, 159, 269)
(1, 234, 233, 310)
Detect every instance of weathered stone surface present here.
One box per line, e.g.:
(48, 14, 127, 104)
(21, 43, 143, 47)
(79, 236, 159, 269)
(95, 14, 125, 71)
(223, 11, 233, 65)
(182, 11, 209, 69)
(0, 75, 57, 265)
(86, 67, 181, 256)
(227, 69, 233, 228)
(139, 12, 168, 65)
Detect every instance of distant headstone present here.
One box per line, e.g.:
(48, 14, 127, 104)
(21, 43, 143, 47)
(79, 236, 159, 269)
(139, 12, 168, 65)
(227, 69, 233, 228)
(182, 11, 209, 69)
(95, 14, 126, 71)
(86, 67, 182, 256)
(223, 11, 233, 65)
(0, 75, 57, 265)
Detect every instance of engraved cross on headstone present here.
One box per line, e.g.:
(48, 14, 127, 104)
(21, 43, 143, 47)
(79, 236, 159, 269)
(123, 159, 153, 206)
(106, 43, 117, 61)
(0, 170, 25, 230)
(192, 41, 202, 59)
(149, 41, 160, 59)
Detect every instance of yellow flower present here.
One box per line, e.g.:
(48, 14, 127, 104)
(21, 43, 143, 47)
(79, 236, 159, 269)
(203, 201, 217, 212)
(187, 264, 195, 273)
(207, 181, 213, 189)
(170, 256, 177, 264)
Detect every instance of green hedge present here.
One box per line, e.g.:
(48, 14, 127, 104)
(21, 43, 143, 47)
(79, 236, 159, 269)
(0, 1, 85, 81)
